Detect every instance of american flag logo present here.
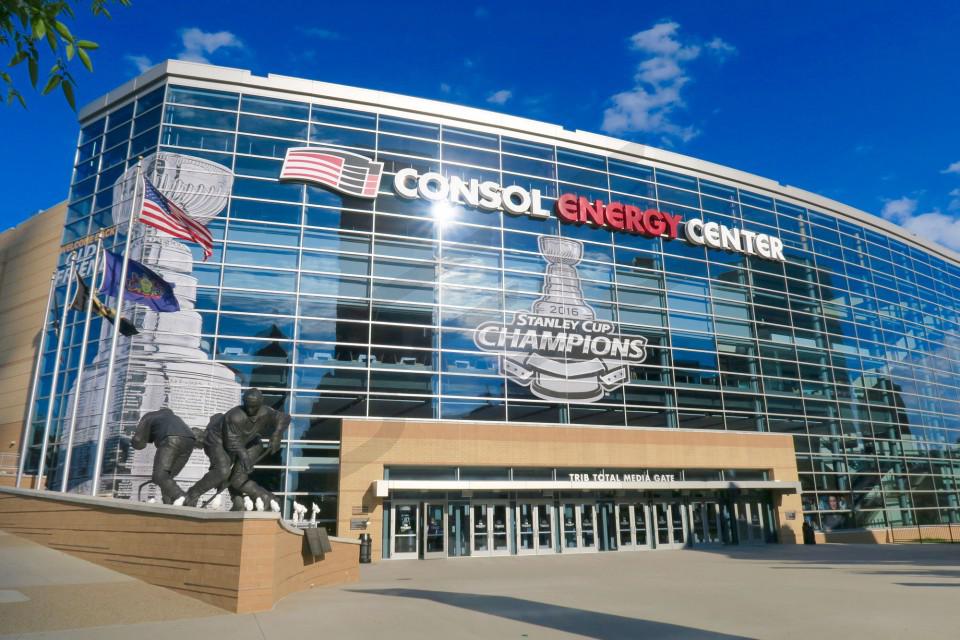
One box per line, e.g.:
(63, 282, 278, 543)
(279, 147, 383, 199)
(139, 176, 214, 260)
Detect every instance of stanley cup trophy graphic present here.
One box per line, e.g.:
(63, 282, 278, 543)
(531, 236, 595, 320)
(65, 152, 242, 500)
(495, 235, 642, 403)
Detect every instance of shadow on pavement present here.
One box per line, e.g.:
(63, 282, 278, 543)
(349, 588, 749, 639)
(693, 543, 960, 582)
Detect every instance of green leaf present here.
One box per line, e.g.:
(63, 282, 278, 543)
(9, 50, 26, 66)
(65, 43, 74, 61)
(41, 74, 62, 95)
(46, 29, 57, 53)
(28, 57, 38, 87)
(41, 75, 61, 95)
(32, 20, 46, 41)
(77, 47, 92, 72)
(62, 81, 76, 110)
(76, 40, 99, 50)
(54, 21, 73, 43)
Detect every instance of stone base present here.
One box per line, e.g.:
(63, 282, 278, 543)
(815, 525, 960, 544)
(0, 487, 359, 613)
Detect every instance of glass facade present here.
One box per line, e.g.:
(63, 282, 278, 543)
(27, 74, 960, 534)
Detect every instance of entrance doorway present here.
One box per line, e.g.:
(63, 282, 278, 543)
(424, 502, 446, 558)
(559, 502, 597, 553)
(688, 502, 724, 545)
(471, 502, 511, 556)
(734, 500, 770, 544)
(614, 502, 653, 550)
(384, 492, 774, 559)
(516, 501, 555, 555)
(653, 502, 687, 549)
(391, 502, 419, 560)
(448, 503, 470, 557)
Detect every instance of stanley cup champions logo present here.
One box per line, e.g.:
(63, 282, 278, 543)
(474, 236, 649, 403)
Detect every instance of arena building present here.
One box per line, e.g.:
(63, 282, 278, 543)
(15, 60, 960, 560)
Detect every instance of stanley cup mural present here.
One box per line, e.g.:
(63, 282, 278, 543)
(475, 236, 650, 403)
(65, 152, 242, 499)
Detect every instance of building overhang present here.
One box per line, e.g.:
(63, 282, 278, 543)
(373, 479, 801, 498)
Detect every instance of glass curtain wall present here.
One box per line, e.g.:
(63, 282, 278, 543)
(25, 80, 960, 533)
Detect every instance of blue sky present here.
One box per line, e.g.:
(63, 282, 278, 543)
(2, 1, 960, 249)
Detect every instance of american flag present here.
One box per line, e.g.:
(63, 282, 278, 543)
(280, 147, 383, 199)
(138, 176, 214, 260)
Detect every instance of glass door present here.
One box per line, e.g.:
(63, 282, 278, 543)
(598, 502, 617, 551)
(516, 502, 555, 555)
(472, 503, 490, 555)
(655, 503, 670, 548)
(561, 503, 579, 551)
(690, 503, 705, 544)
(616, 503, 634, 548)
(705, 503, 722, 543)
(423, 502, 446, 558)
(448, 503, 470, 558)
(578, 503, 597, 551)
(536, 503, 555, 555)
(671, 503, 686, 547)
(749, 501, 764, 542)
(516, 502, 537, 554)
(736, 501, 766, 544)
(392, 502, 419, 560)
(634, 503, 651, 548)
(491, 503, 510, 555)
(735, 502, 750, 544)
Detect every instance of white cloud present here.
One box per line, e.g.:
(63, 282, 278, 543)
(948, 188, 960, 212)
(942, 161, 960, 174)
(896, 211, 960, 251)
(299, 27, 340, 39)
(705, 37, 737, 60)
(125, 55, 153, 73)
(486, 89, 512, 105)
(880, 196, 918, 222)
(602, 20, 735, 144)
(881, 195, 960, 251)
(177, 28, 243, 64)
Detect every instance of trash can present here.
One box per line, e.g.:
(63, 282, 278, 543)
(359, 533, 372, 563)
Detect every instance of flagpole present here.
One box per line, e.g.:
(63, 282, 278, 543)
(15, 271, 58, 488)
(60, 234, 103, 492)
(35, 255, 77, 490)
(91, 161, 142, 497)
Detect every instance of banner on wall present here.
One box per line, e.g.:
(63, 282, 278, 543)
(474, 236, 649, 403)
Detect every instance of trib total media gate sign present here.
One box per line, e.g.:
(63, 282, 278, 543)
(279, 147, 787, 403)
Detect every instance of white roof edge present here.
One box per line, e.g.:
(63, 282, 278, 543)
(78, 60, 960, 265)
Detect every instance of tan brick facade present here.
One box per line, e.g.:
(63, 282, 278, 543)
(0, 203, 67, 486)
(338, 418, 804, 560)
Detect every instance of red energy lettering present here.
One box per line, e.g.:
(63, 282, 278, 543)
(554, 193, 682, 239)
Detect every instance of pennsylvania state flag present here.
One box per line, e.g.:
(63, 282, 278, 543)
(100, 251, 181, 313)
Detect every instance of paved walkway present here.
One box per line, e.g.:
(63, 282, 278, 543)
(2, 530, 959, 639)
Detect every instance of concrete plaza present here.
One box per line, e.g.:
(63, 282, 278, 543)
(1, 530, 958, 639)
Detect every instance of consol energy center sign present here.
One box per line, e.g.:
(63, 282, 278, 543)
(393, 168, 786, 262)
(280, 148, 789, 404)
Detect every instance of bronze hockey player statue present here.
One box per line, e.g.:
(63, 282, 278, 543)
(131, 407, 198, 505)
(184, 388, 291, 511)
